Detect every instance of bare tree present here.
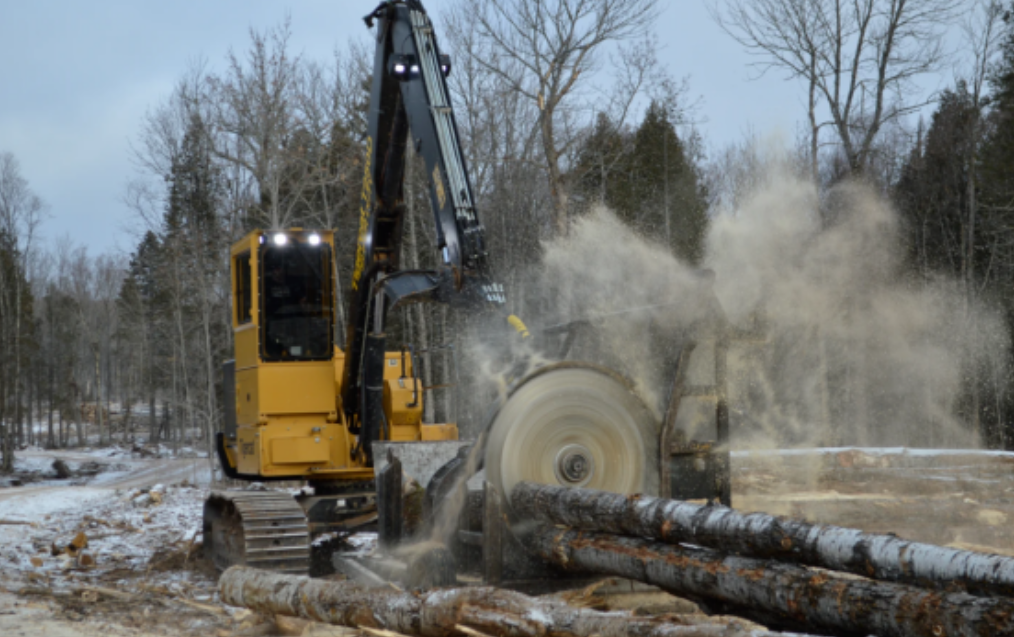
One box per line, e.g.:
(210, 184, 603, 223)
(0, 152, 44, 471)
(0, 153, 44, 258)
(209, 20, 304, 230)
(446, 0, 661, 234)
(710, 0, 957, 177)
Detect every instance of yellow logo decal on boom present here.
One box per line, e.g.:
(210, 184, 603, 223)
(433, 164, 446, 209)
(352, 137, 374, 291)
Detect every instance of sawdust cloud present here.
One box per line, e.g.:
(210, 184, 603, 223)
(512, 161, 1007, 450)
(412, 156, 1005, 557)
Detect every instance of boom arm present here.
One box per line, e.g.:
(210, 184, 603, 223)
(342, 0, 505, 460)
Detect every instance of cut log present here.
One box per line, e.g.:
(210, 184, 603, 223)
(511, 481, 1014, 598)
(218, 566, 800, 637)
(529, 525, 1014, 637)
(0, 519, 33, 526)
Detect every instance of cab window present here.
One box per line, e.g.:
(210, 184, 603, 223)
(234, 252, 252, 325)
(259, 239, 333, 361)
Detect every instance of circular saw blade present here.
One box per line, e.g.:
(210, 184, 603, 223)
(484, 366, 659, 503)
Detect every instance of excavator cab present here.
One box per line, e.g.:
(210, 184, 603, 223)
(221, 229, 371, 482)
(216, 228, 457, 485)
(207, 227, 460, 573)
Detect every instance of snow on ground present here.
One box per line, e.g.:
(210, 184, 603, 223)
(0, 449, 230, 636)
(0, 460, 212, 592)
(0, 450, 214, 584)
(0, 484, 206, 581)
(0, 488, 111, 526)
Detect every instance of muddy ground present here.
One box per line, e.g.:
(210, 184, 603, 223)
(1, 446, 1012, 636)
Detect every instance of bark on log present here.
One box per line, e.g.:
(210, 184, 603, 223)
(512, 481, 1014, 598)
(218, 566, 798, 637)
(529, 526, 1014, 637)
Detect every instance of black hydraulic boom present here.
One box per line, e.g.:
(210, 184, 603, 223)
(342, 0, 508, 462)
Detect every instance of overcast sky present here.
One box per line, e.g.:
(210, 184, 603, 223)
(0, 0, 867, 257)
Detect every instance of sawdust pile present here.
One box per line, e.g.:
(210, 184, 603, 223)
(508, 164, 1007, 450)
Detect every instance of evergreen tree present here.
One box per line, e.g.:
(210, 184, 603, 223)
(160, 113, 229, 448)
(575, 113, 631, 210)
(981, 4, 1014, 213)
(38, 283, 79, 448)
(116, 231, 165, 440)
(625, 101, 708, 265)
(895, 31, 1014, 446)
(895, 86, 978, 279)
(573, 102, 709, 264)
(0, 231, 32, 470)
(164, 114, 224, 281)
(976, 4, 1014, 448)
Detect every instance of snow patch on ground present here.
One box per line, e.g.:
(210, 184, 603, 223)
(0, 488, 110, 525)
(13, 453, 61, 474)
(0, 484, 208, 584)
(0, 449, 214, 596)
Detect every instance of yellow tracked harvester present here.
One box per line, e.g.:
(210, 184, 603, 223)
(205, 0, 737, 580)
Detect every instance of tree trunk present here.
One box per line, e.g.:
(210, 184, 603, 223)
(105, 348, 113, 444)
(1, 365, 10, 472)
(15, 387, 23, 448)
(26, 371, 33, 447)
(202, 295, 216, 465)
(149, 393, 156, 443)
(46, 366, 53, 448)
(528, 526, 1014, 637)
(218, 566, 791, 637)
(74, 408, 84, 447)
(511, 482, 1014, 599)
(807, 53, 819, 186)
(14, 273, 22, 450)
(93, 342, 105, 445)
(123, 402, 133, 445)
(540, 113, 568, 236)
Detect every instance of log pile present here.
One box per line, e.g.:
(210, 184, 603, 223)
(219, 566, 797, 637)
(528, 527, 1014, 637)
(219, 482, 1014, 637)
(512, 482, 1014, 637)
(511, 481, 1014, 597)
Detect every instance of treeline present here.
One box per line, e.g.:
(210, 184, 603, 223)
(1, 0, 1014, 469)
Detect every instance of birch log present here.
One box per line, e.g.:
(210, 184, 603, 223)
(512, 481, 1014, 597)
(529, 526, 1014, 637)
(218, 566, 797, 637)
